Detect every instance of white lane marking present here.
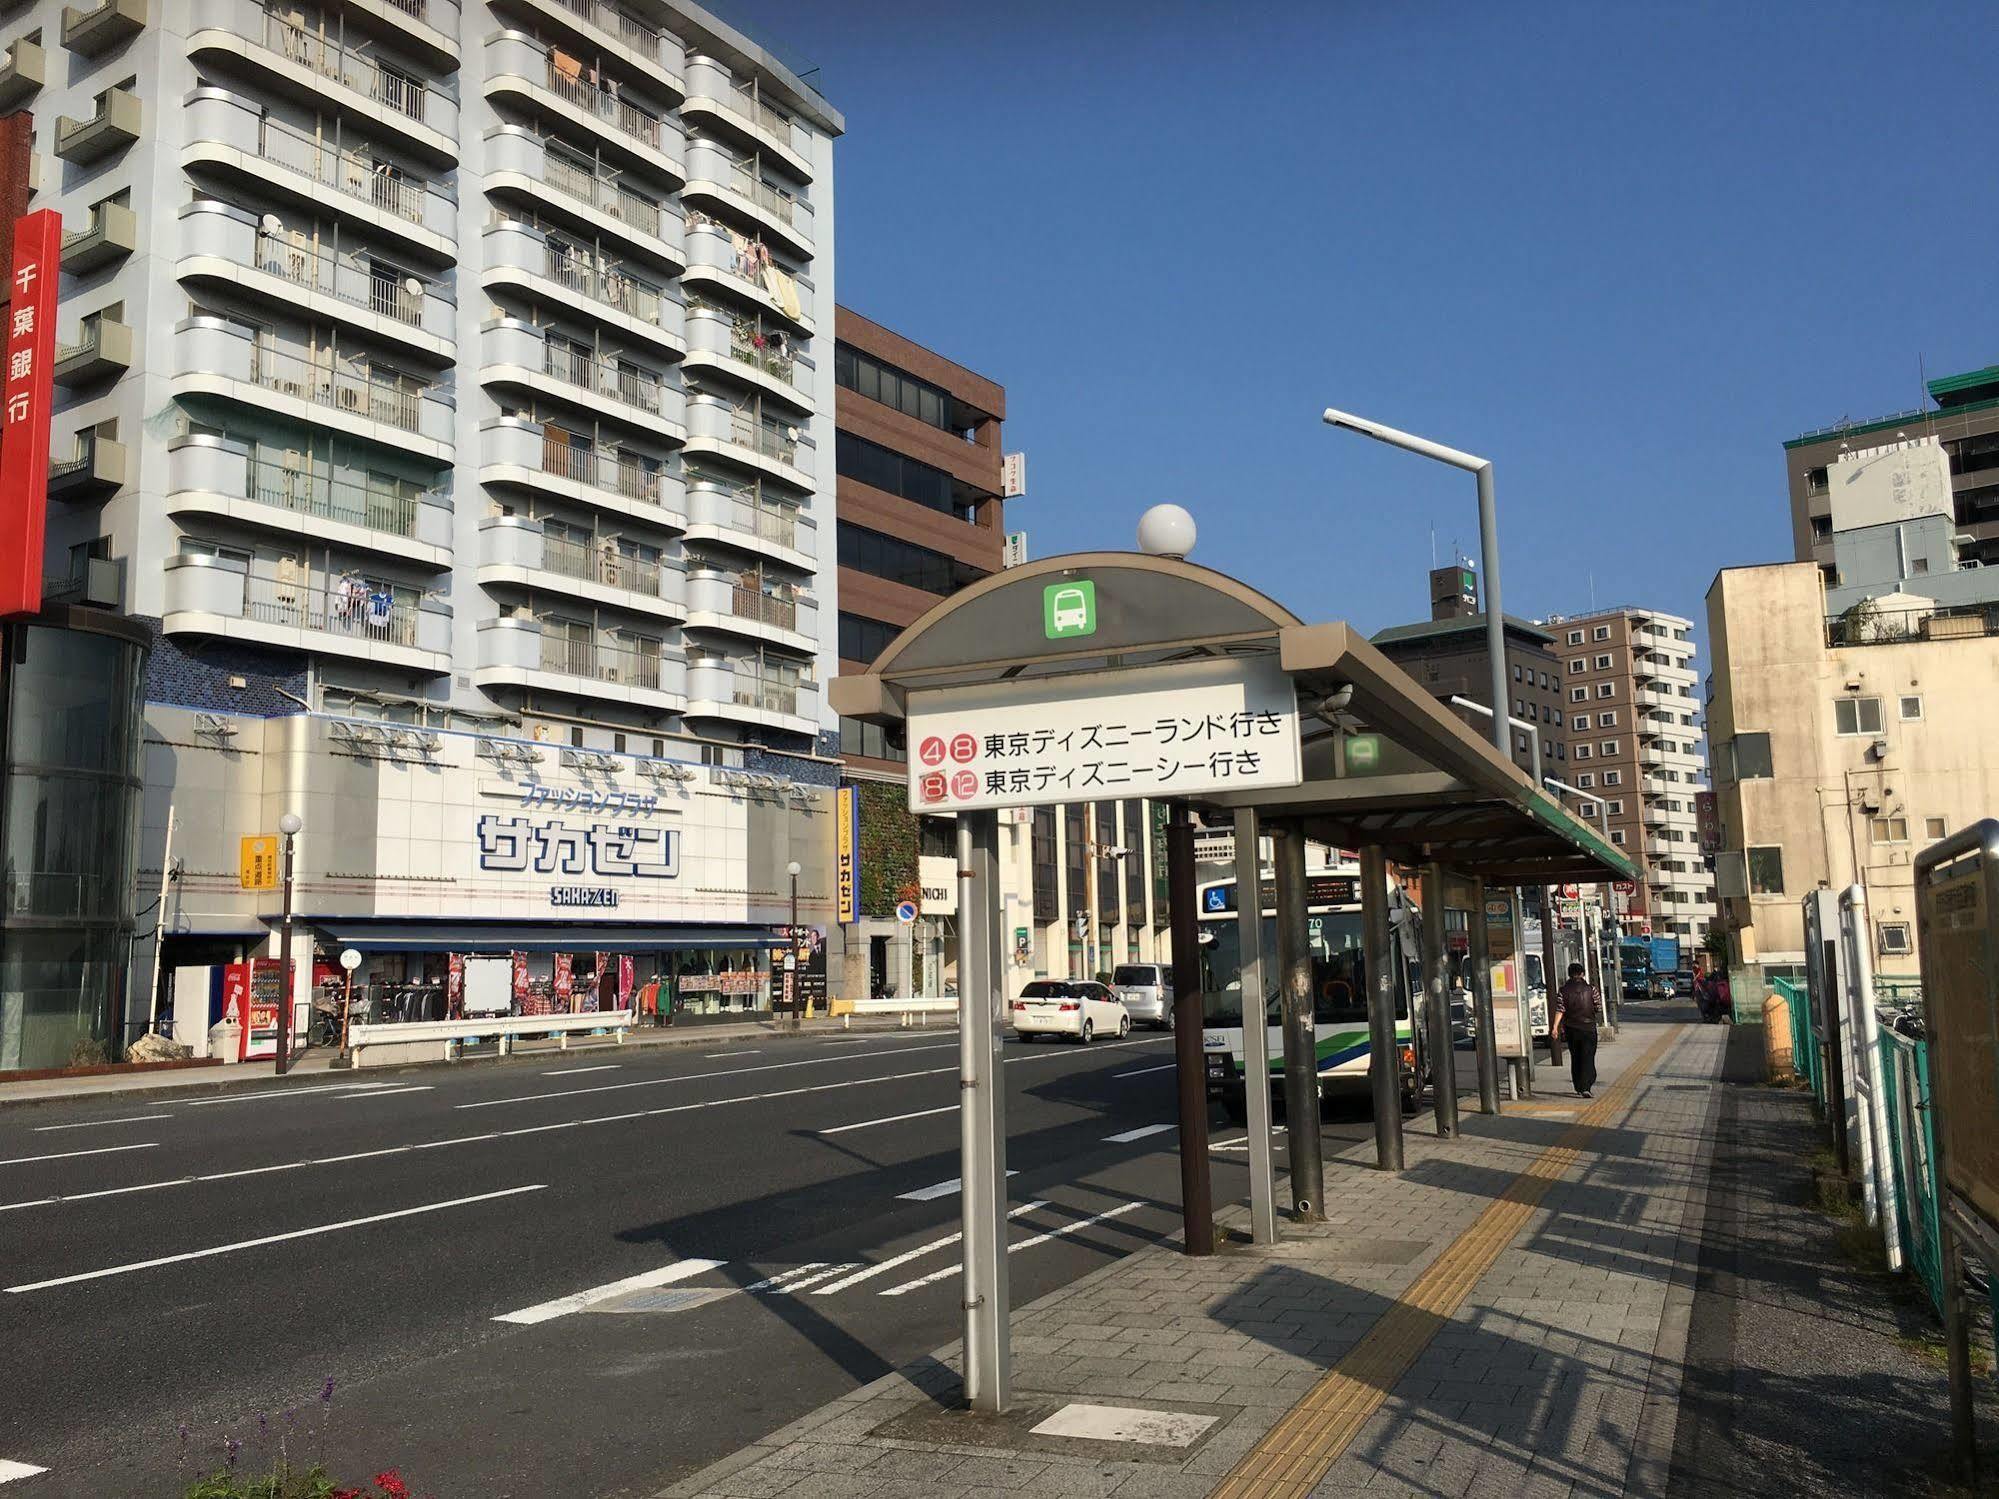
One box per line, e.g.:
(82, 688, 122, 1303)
(1104, 1124, 1175, 1144)
(493, 1255, 724, 1325)
(458, 1042, 959, 1110)
(742, 1262, 828, 1293)
(897, 1171, 1018, 1203)
(810, 1201, 1050, 1297)
(1031, 1402, 1217, 1447)
(0, 1142, 158, 1168)
(879, 1202, 1144, 1296)
(5, 1185, 547, 1294)
(760, 1262, 858, 1294)
(818, 1105, 955, 1136)
(542, 1064, 621, 1077)
(0, 1459, 48, 1483)
(184, 1085, 387, 1106)
(32, 1114, 172, 1132)
(1008, 1037, 1173, 1064)
(704, 1050, 760, 1057)
(1113, 1062, 1178, 1079)
(340, 1086, 433, 1100)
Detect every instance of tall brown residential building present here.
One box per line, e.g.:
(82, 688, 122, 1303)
(1547, 606, 1715, 942)
(1785, 363, 1999, 577)
(832, 307, 1006, 769)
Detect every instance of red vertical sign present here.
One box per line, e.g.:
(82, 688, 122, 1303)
(0, 208, 60, 619)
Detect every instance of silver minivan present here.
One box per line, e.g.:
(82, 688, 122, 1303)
(1112, 963, 1174, 1029)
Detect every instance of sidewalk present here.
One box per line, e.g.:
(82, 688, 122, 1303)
(656, 1013, 1978, 1498)
(0, 1014, 934, 1110)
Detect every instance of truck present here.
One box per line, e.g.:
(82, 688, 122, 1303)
(1648, 935, 1682, 978)
(1620, 937, 1654, 999)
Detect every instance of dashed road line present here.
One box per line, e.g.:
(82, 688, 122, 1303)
(897, 1171, 1018, 1203)
(340, 1085, 433, 1100)
(458, 1042, 960, 1110)
(1113, 1062, 1178, 1079)
(542, 1064, 621, 1077)
(819, 1105, 955, 1136)
(1, 1142, 158, 1168)
(31, 1114, 171, 1133)
(493, 1255, 724, 1325)
(1104, 1124, 1174, 1144)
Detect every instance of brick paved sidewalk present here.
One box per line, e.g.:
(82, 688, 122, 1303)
(658, 1017, 1723, 1499)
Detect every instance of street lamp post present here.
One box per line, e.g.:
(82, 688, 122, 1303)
(785, 859, 802, 1019)
(1323, 408, 1509, 761)
(275, 811, 302, 1075)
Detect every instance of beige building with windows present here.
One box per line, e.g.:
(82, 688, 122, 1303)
(1704, 561, 1999, 990)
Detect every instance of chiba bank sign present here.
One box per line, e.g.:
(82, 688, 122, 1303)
(0, 209, 60, 619)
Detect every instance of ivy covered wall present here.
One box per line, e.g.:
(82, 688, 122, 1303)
(855, 779, 919, 919)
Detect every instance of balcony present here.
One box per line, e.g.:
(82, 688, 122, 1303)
(161, 552, 451, 672)
(483, 32, 684, 185)
(681, 223, 811, 335)
(0, 38, 46, 108)
(474, 616, 688, 713)
(682, 141, 813, 256)
(56, 85, 140, 164)
(684, 655, 816, 735)
(509, 0, 684, 98)
(681, 56, 811, 180)
(182, 89, 457, 258)
(480, 319, 685, 440)
(485, 127, 685, 270)
(61, 201, 137, 273)
(683, 394, 811, 489)
(476, 515, 686, 621)
(477, 416, 687, 528)
(53, 316, 132, 386)
(61, 0, 145, 55)
(177, 201, 456, 357)
(683, 303, 808, 411)
(481, 219, 685, 358)
(187, 0, 458, 163)
(683, 477, 813, 569)
(345, 0, 458, 73)
(48, 429, 128, 501)
(684, 570, 816, 653)
(165, 432, 452, 566)
(171, 316, 454, 460)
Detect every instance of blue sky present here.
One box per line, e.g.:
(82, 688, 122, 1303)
(747, 0, 1998, 644)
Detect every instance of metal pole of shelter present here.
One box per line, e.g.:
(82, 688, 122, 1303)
(1360, 845, 1404, 1171)
(1422, 861, 1457, 1138)
(1512, 887, 1533, 1096)
(1273, 824, 1324, 1219)
(1469, 877, 1501, 1115)
(1233, 808, 1279, 1244)
(1167, 804, 1214, 1255)
(1541, 888, 1563, 1070)
(956, 810, 1009, 1411)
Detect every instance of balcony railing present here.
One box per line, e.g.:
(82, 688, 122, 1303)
(255, 115, 440, 227)
(686, 472, 800, 549)
(734, 676, 800, 715)
(54, 320, 111, 366)
(545, 245, 666, 326)
(538, 436, 667, 506)
(245, 458, 422, 537)
(539, 633, 664, 689)
(547, 0, 668, 65)
(727, 162, 805, 229)
(719, 406, 796, 464)
(256, 230, 430, 327)
(544, 151, 661, 235)
(248, 341, 428, 433)
(1826, 604, 1999, 648)
(243, 571, 420, 646)
(543, 533, 661, 594)
(727, 78, 801, 151)
(541, 56, 661, 150)
(541, 343, 662, 413)
(265, 12, 431, 123)
(728, 582, 796, 631)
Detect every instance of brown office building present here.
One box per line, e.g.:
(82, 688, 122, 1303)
(1372, 565, 1569, 779)
(1547, 606, 1715, 942)
(1786, 363, 1999, 577)
(832, 307, 1007, 768)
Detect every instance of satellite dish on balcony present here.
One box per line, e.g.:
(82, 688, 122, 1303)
(261, 213, 283, 232)
(405, 277, 422, 297)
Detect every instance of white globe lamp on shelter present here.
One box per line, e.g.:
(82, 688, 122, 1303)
(1136, 504, 1196, 560)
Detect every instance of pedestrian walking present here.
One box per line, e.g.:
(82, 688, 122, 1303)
(1552, 962, 1602, 1097)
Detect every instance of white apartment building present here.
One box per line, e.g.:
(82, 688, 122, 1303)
(24, 0, 840, 744)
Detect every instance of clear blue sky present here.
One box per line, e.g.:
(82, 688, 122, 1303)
(746, 0, 1999, 642)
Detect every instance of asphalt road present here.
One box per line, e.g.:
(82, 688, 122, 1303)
(0, 1026, 1327, 1498)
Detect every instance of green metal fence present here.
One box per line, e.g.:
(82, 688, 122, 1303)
(1775, 976, 1822, 1104)
(1879, 1028, 1945, 1314)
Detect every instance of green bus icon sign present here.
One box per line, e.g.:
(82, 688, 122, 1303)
(1043, 580, 1096, 639)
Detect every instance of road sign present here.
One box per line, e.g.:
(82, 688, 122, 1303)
(905, 656, 1302, 813)
(1042, 580, 1095, 639)
(240, 835, 279, 890)
(1346, 734, 1383, 772)
(895, 900, 918, 924)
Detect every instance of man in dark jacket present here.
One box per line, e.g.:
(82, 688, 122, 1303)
(1552, 963, 1602, 1097)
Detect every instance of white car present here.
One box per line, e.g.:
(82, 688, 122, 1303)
(1010, 980, 1130, 1043)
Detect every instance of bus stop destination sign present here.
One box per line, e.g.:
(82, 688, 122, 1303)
(906, 654, 1303, 813)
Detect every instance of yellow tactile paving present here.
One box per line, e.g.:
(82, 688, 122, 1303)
(1209, 1025, 1688, 1498)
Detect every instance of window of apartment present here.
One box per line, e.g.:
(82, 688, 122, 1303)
(1514, 664, 1523, 682)
(1900, 695, 1923, 721)
(1834, 697, 1884, 736)
(836, 522, 984, 594)
(1599, 710, 1617, 727)
(1593, 626, 1611, 642)
(1747, 845, 1785, 895)
(835, 431, 976, 520)
(1568, 658, 1584, 674)
(1926, 816, 1948, 840)
(1729, 732, 1773, 779)
(1515, 732, 1529, 754)
(1600, 739, 1619, 757)
(1571, 687, 1587, 703)
(1576, 772, 1595, 788)
(1597, 683, 1616, 699)
(1603, 770, 1622, 786)
(1594, 653, 1612, 669)
(1575, 744, 1592, 760)
(1555, 742, 1565, 760)
(1607, 799, 1624, 815)
(837, 611, 901, 665)
(1567, 630, 1583, 645)
(1878, 921, 1913, 957)
(1870, 816, 1909, 844)
(1554, 709, 1565, 727)
(833, 342, 960, 433)
(1611, 829, 1626, 846)
(1539, 672, 1551, 689)
(1579, 801, 1598, 819)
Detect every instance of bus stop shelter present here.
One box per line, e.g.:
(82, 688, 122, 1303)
(830, 550, 1633, 1412)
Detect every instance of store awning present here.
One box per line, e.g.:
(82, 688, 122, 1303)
(306, 920, 786, 954)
